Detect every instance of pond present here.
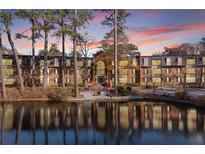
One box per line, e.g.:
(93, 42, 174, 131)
(0, 101, 205, 145)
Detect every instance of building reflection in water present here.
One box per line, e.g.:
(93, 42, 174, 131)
(0, 101, 205, 145)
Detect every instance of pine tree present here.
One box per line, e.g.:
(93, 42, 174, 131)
(0, 10, 24, 94)
(15, 10, 41, 89)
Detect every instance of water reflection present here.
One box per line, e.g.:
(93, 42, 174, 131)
(0, 101, 205, 145)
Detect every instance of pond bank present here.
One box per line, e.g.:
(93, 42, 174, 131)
(1, 95, 205, 107)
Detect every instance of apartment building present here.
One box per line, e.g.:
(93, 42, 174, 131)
(1, 54, 93, 86)
(93, 51, 140, 86)
(2, 51, 205, 89)
(140, 55, 205, 88)
(39, 56, 93, 86)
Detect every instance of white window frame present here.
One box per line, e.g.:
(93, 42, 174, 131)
(166, 68, 170, 74)
(177, 77, 181, 83)
(166, 77, 170, 82)
(166, 58, 171, 66)
(177, 68, 181, 74)
(144, 58, 149, 66)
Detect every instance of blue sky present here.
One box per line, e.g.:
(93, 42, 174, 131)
(1, 9, 205, 56)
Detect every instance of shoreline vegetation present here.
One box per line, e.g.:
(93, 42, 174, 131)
(1, 86, 205, 108)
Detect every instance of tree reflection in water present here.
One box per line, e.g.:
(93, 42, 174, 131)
(0, 101, 205, 145)
(15, 105, 25, 145)
(0, 104, 6, 145)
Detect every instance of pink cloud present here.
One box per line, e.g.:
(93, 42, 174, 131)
(85, 40, 112, 49)
(129, 22, 205, 37)
(132, 37, 172, 46)
(87, 41, 102, 48)
(89, 11, 106, 25)
(165, 44, 180, 48)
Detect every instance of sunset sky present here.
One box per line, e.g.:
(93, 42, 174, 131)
(1, 9, 205, 56)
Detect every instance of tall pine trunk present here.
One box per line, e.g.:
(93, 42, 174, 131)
(84, 43, 88, 84)
(74, 9, 79, 97)
(114, 10, 118, 94)
(6, 28, 24, 94)
(43, 27, 48, 89)
(0, 33, 6, 100)
(31, 20, 36, 89)
(61, 20, 66, 88)
(85, 57, 88, 83)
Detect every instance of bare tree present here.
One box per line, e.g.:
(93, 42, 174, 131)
(78, 32, 93, 84)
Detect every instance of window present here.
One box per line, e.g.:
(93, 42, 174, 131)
(97, 61, 105, 76)
(119, 75, 128, 83)
(152, 69, 161, 74)
(202, 77, 205, 83)
(119, 60, 128, 67)
(186, 67, 195, 74)
(144, 78, 148, 83)
(98, 69, 105, 76)
(112, 69, 114, 74)
(186, 75, 196, 83)
(132, 69, 135, 75)
(67, 78, 70, 83)
(144, 69, 148, 74)
(152, 60, 161, 66)
(54, 58, 59, 66)
(166, 77, 170, 82)
(132, 77, 136, 83)
(166, 68, 170, 74)
(143, 58, 149, 66)
(3, 69, 13, 75)
(153, 77, 161, 83)
(3, 59, 12, 66)
(177, 68, 181, 74)
(54, 78, 58, 83)
(177, 77, 181, 83)
(186, 59, 195, 65)
(4, 78, 14, 85)
(66, 59, 71, 66)
(177, 57, 182, 65)
(166, 58, 171, 66)
(119, 69, 127, 75)
(202, 57, 205, 65)
(55, 69, 58, 75)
